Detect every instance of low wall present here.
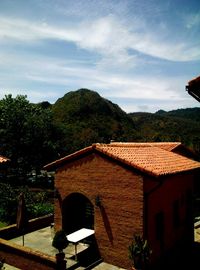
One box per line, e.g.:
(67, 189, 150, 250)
(0, 214, 54, 240)
(0, 214, 56, 270)
(0, 238, 56, 270)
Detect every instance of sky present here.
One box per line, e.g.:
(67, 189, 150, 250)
(0, 0, 200, 113)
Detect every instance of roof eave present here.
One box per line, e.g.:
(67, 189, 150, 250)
(43, 145, 94, 171)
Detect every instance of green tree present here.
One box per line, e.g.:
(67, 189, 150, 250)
(0, 94, 59, 181)
(0, 183, 53, 224)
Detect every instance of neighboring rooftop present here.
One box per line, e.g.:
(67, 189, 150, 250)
(44, 142, 200, 178)
(0, 155, 10, 163)
(107, 142, 182, 151)
(186, 75, 200, 102)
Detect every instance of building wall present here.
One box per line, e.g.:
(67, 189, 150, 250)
(0, 238, 56, 270)
(144, 173, 194, 262)
(54, 153, 144, 269)
(0, 215, 55, 270)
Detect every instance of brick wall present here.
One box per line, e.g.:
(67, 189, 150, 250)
(0, 214, 55, 270)
(144, 173, 194, 262)
(0, 238, 56, 270)
(54, 153, 143, 269)
(0, 214, 54, 240)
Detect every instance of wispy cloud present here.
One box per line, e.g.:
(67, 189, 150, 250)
(0, 0, 199, 112)
(0, 49, 193, 109)
(1, 14, 199, 65)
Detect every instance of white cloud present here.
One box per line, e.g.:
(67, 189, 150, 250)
(0, 49, 193, 103)
(0, 48, 198, 112)
(1, 14, 200, 65)
(0, 1, 199, 113)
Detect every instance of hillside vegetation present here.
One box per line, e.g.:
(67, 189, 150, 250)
(52, 89, 140, 154)
(51, 89, 200, 157)
(0, 89, 200, 181)
(129, 108, 200, 155)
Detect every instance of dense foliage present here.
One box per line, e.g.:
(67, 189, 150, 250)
(130, 109, 200, 156)
(0, 90, 200, 183)
(52, 89, 140, 154)
(52, 229, 69, 253)
(0, 183, 53, 225)
(0, 95, 61, 181)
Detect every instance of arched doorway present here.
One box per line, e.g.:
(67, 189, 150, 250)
(62, 193, 94, 234)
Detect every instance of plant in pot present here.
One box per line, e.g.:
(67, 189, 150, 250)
(0, 258, 5, 270)
(128, 234, 152, 270)
(52, 229, 69, 269)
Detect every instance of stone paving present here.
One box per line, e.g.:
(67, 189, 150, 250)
(5, 223, 200, 270)
(8, 226, 126, 270)
(195, 222, 200, 242)
(10, 226, 87, 269)
(4, 264, 20, 270)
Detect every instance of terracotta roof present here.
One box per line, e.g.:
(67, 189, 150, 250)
(44, 142, 200, 177)
(44, 146, 93, 170)
(94, 143, 200, 177)
(108, 142, 182, 151)
(0, 155, 10, 163)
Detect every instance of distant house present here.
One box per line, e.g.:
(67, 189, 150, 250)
(44, 142, 200, 269)
(0, 155, 9, 163)
(186, 75, 200, 102)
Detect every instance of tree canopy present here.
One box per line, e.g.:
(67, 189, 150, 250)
(0, 90, 199, 185)
(0, 95, 60, 180)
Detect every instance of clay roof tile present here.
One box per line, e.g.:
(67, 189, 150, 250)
(44, 142, 200, 177)
(94, 143, 200, 177)
(0, 156, 10, 163)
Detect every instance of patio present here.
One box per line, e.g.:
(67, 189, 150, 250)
(9, 226, 126, 270)
(4, 221, 200, 270)
(10, 226, 87, 269)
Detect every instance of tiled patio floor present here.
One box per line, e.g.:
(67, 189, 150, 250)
(6, 223, 200, 270)
(10, 226, 88, 269)
(9, 226, 126, 270)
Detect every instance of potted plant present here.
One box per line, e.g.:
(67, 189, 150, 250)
(128, 234, 152, 270)
(0, 258, 5, 270)
(52, 229, 69, 269)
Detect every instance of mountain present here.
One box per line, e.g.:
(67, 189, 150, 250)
(155, 107, 200, 122)
(52, 89, 139, 154)
(49, 88, 200, 157)
(129, 108, 200, 156)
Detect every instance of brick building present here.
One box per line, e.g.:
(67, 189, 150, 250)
(44, 142, 200, 269)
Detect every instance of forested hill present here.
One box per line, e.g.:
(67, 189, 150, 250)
(129, 108, 200, 155)
(0, 89, 200, 178)
(51, 88, 200, 156)
(155, 107, 200, 122)
(51, 89, 139, 154)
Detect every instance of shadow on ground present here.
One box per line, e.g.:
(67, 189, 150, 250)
(68, 235, 102, 270)
(152, 242, 200, 270)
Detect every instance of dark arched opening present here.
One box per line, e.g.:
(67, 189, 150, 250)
(62, 193, 94, 234)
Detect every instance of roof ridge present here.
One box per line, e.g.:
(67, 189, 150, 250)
(94, 142, 182, 149)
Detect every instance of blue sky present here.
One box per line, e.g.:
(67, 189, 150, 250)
(0, 0, 200, 112)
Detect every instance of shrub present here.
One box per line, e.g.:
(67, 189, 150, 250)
(128, 234, 152, 269)
(52, 229, 69, 253)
